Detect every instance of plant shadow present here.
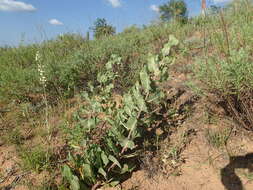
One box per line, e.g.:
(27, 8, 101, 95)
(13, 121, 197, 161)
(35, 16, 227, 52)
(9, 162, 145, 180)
(221, 153, 253, 190)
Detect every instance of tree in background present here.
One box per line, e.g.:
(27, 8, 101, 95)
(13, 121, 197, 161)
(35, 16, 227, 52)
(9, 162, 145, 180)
(91, 18, 116, 39)
(159, 0, 188, 23)
(208, 5, 222, 15)
(122, 25, 140, 34)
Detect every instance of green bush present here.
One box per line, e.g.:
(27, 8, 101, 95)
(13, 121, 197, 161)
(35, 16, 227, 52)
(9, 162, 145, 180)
(62, 36, 179, 189)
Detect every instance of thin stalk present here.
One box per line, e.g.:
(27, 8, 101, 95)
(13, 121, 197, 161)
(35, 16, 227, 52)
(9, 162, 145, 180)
(219, 10, 231, 64)
(42, 86, 51, 141)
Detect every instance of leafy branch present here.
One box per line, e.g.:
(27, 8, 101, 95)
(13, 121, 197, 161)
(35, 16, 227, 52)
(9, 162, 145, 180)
(62, 35, 179, 190)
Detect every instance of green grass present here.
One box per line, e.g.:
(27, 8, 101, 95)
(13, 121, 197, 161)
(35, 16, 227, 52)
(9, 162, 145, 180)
(4, 128, 24, 145)
(192, 0, 253, 130)
(205, 128, 230, 149)
(1, 0, 253, 188)
(18, 146, 53, 172)
(0, 23, 192, 105)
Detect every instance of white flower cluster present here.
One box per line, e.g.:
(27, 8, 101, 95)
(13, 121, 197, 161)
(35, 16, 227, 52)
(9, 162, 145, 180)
(35, 51, 41, 62)
(35, 51, 47, 87)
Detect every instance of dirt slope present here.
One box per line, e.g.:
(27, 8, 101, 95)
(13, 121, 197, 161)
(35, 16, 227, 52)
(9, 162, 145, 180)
(103, 71, 253, 190)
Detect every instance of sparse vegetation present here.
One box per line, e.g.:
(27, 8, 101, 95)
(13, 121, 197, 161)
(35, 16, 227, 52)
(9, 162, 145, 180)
(1, 0, 253, 189)
(205, 128, 230, 149)
(4, 128, 24, 145)
(18, 146, 53, 172)
(193, 0, 253, 130)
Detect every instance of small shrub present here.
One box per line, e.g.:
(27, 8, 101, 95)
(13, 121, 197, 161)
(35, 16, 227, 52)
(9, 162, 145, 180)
(206, 129, 230, 149)
(62, 36, 179, 189)
(19, 146, 53, 172)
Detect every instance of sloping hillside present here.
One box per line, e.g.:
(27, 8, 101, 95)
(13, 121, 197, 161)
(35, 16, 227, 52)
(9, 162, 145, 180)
(1, 1, 253, 190)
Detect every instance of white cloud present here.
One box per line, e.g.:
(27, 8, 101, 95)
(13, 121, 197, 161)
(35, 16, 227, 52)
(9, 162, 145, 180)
(0, 0, 36, 12)
(150, 4, 159, 13)
(49, 19, 63, 26)
(106, 0, 121, 8)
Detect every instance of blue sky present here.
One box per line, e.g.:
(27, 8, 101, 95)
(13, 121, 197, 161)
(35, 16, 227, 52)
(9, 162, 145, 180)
(0, 0, 230, 46)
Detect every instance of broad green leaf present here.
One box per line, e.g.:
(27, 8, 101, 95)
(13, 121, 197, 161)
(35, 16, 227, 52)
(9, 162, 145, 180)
(135, 81, 141, 91)
(118, 112, 129, 125)
(162, 56, 174, 65)
(147, 91, 165, 103)
(101, 151, 109, 166)
(147, 54, 160, 76)
(106, 138, 119, 155)
(62, 165, 73, 182)
(70, 175, 80, 190)
(91, 101, 102, 112)
(110, 181, 120, 187)
(162, 35, 179, 57)
(81, 92, 89, 100)
(110, 54, 122, 66)
(106, 62, 113, 70)
(123, 93, 137, 116)
(94, 150, 103, 168)
(97, 73, 108, 84)
(87, 82, 94, 92)
(120, 163, 136, 174)
(162, 43, 172, 57)
(98, 167, 107, 179)
(140, 67, 151, 93)
(161, 67, 169, 81)
(123, 93, 135, 108)
(120, 139, 135, 150)
(131, 128, 141, 139)
(126, 117, 137, 131)
(124, 106, 132, 116)
(121, 164, 130, 174)
(68, 153, 76, 163)
(108, 155, 121, 168)
(86, 118, 96, 129)
(82, 164, 94, 180)
(132, 87, 147, 112)
(169, 35, 179, 46)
